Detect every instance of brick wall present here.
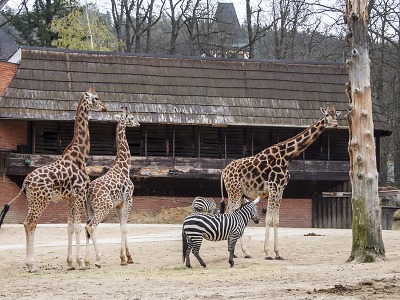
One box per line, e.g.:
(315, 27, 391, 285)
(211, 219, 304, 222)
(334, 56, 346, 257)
(0, 120, 27, 150)
(0, 61, 18, 95)
(278, 198, 312, 228)
(0, 186, 312, 228)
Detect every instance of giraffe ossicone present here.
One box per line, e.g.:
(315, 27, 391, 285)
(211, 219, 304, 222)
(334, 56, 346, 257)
(221, 104, 340, 260)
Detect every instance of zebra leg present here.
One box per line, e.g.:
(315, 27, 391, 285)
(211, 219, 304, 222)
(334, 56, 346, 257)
(229, 237, 238, 267)
(192, 238, 206, 268)
(182, 231, 193, 268)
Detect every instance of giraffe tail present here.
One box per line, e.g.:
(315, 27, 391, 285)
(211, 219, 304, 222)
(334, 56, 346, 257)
(0, 204, 10, 228)
(0, 183, 26, 228)
(220, 173, 226, 213)
(85, 223, 91, 239)
(84, 200, 92, 239)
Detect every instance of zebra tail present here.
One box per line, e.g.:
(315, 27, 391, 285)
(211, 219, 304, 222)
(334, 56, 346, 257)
(182, 230, 188, 264)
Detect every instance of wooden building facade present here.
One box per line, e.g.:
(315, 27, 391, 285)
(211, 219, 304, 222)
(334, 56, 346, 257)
(0, 47, 391, 227)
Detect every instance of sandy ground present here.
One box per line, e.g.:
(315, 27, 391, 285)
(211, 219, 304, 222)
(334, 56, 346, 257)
(0, 223, 400, 300)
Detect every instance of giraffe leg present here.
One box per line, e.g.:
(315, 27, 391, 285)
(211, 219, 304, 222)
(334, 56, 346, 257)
(24, 197, 48, 273)
(24, 221, 38, 273)
(123, 198, 134, 264)
(238, 236, 251, 258)
(67, 200, 76, 270)
(85, 223, 102, 268)
(272, 212, 283, 260)
(264, 211, 273, 260)
(115, 204, 131, 266)
(86, 200, 112, 268)
(264, 208, 284, 260)
(75, 195, 87, 270)
(85, 197, 94, 268)
(67, 198, 85, 271)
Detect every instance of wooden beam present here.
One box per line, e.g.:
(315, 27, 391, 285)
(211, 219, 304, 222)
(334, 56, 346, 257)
(6, 153, 350, 181)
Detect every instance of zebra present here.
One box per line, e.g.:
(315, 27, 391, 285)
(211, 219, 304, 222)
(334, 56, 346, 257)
(182, 197, 260, 268)
(191, 196, 217, 214)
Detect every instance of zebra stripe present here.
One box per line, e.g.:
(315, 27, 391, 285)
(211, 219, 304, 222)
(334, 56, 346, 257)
(182, 197, 260, 268)
(191, 196, 217, 214)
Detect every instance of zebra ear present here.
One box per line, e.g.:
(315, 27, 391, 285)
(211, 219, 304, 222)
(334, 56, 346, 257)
(253, 197, 260, 204)
(243, 197, 249, 203)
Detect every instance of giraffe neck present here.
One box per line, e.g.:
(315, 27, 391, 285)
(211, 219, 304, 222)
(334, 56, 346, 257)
(268, 116, 327, 163)
(114, 122, 131, 173)
(62, 95, 90, 162)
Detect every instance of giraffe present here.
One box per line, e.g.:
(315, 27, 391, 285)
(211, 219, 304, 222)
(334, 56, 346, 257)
(221, 104, 340, 259)
(7, 85, 107, 272)
(85, 108, 140, 268)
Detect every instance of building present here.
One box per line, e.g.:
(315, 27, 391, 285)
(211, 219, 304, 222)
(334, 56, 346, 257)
(0, 46, 391, 227)
(209, 2, 249, 58)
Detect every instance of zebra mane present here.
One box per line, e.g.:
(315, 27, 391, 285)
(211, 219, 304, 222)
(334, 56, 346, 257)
(235, 201, 253, 211)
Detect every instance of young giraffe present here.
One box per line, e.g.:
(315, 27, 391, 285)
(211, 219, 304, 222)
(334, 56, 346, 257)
(221, 104, 340, 259)
(85, 108, 140, 268)
(6, 85, 107, 272)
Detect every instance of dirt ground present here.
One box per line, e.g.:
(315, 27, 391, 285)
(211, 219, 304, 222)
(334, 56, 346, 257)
(1, 212, 400, 300)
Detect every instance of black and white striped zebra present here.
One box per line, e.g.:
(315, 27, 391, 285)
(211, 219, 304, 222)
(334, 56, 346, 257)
(182, 197, 260, 268)
(191, 196, 217, 214)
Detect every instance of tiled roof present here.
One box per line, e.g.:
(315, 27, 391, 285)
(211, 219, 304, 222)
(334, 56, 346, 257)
(0, 46, 391, 134)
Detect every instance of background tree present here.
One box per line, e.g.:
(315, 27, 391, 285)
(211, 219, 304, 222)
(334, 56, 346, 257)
(51, 4, 117, 51)
(5, 0, 77, 47)
(345, 0, 385, 262)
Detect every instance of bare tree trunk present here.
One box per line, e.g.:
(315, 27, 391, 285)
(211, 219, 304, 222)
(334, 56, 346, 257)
(345, 0, 385, 262)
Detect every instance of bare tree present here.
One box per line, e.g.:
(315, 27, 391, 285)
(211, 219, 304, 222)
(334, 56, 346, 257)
(368, 0, 400, 185)
(345, 0, 385, 262)
(144, 0, 165, 52)
(182, 0, 201, 55)
(129, 0, 165, 53)
(167, 0, 192, 55)
(110, 0, 125, 51)
(245, 0, 277, 58)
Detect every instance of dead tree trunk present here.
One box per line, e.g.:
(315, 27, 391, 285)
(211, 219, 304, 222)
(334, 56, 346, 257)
(345, 0, 385, 262)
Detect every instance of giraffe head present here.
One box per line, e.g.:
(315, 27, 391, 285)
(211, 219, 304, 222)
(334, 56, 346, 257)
(115, 107, 140, 128)
(320, 104, 340, 127)
(84, 85, 107, 112)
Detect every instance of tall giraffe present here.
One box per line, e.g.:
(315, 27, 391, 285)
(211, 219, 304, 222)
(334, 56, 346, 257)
(85, 108, 139, 268)
(221, 104, 340, 259)
(8, 85, 107, 272)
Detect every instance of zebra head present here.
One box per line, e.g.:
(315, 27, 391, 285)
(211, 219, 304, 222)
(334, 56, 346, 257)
(250, 197, 260, 224)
